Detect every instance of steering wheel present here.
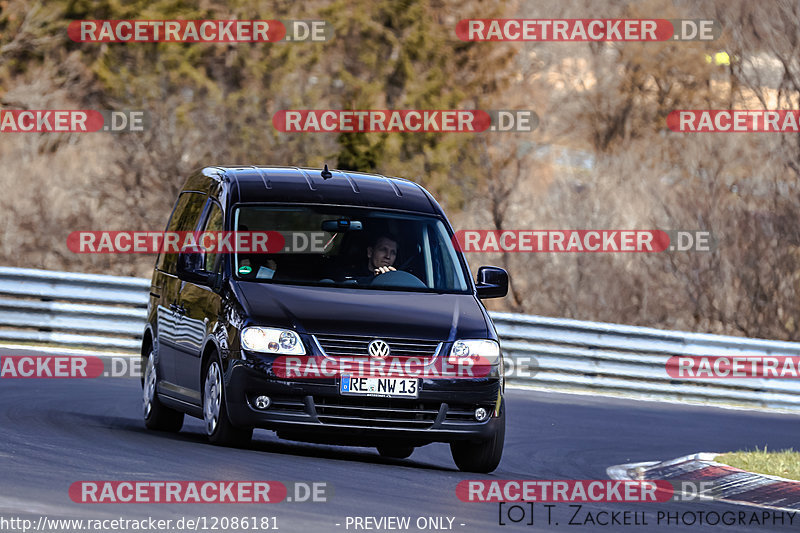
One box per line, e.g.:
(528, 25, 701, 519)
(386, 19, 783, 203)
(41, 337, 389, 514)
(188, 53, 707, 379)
(368, 270, 427, 289)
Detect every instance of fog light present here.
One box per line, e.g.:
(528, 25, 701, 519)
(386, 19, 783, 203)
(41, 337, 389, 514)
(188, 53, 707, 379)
(474, 407, 490, 422)
(254, 396, 271, 410)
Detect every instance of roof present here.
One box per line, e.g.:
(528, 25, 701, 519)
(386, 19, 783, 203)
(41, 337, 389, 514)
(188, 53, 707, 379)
(195, 166, 439, 214)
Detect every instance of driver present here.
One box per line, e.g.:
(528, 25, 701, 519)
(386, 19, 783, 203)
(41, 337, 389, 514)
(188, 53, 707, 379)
(344, 233, 398, 282)
(366, 233, 398, 276)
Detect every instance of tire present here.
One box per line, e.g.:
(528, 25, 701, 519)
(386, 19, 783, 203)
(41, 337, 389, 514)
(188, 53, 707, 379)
(203, 355, 253, 447)
(142, 349, 184, 432)
(376, 445, 415, 459)
(450, 401, 505, 473)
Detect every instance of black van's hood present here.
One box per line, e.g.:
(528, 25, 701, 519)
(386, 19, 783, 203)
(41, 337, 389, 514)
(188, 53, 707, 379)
(234, 282, 489, 341)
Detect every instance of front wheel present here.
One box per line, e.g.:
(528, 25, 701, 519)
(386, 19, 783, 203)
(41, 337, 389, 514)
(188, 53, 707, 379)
(450, 401, 505, 473)
(142, 349, 184, 432)
(203, 356, 252, 447)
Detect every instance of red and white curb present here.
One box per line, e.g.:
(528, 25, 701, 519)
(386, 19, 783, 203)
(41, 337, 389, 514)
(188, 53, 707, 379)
(608, 453, 800, 512)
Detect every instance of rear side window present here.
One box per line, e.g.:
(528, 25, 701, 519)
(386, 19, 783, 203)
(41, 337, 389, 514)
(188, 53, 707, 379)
(156, 191, 207, 274)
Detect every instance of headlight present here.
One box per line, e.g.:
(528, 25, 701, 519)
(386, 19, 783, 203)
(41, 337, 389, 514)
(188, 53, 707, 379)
(241, 327, 306, 355)
(448, 339, 500, 364)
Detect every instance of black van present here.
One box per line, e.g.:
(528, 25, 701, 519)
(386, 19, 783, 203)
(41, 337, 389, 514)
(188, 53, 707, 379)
(141, 166, 509, 472)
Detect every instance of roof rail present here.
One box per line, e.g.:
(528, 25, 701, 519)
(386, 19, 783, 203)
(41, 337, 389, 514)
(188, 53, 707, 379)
(296, 167, 318, 191)
(252, 166, 273, 190)
(375, 173, 403, 197)
(335, 170, 360, 193)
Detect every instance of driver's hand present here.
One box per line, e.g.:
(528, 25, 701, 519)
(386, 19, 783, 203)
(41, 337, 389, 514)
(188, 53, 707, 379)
(373, 266, 397, 275)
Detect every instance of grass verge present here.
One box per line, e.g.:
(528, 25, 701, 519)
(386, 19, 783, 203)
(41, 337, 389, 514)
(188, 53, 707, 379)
(716, 448, 800, 481)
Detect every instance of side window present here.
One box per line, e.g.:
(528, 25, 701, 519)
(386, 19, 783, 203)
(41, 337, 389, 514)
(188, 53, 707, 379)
(430, 222, 467, 291)
(157, 192, 207, 274)
(203, 202, 223, 272)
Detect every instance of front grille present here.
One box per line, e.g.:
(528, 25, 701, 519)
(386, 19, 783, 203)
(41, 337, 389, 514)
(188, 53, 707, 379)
(269, 396, 307, 412)
(314, 396, 441, 429)
(314, 334, 441, 361)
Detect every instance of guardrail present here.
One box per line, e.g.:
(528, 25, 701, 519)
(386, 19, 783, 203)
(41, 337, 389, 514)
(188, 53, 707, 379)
(0, 267, 148, 351)
(1, 266, 799, 411)
(494, 313, 800, 411)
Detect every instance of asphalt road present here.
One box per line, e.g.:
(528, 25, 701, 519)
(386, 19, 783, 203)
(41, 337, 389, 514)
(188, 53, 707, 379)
(1, 372, 799, 533)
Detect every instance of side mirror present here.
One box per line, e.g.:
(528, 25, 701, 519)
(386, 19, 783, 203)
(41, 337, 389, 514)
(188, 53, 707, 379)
(177, 252, 217, 287)
(476, 266, 509, 299)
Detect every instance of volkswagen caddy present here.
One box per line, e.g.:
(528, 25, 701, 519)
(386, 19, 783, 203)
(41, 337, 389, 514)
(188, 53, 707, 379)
(141, 166, 509, 472)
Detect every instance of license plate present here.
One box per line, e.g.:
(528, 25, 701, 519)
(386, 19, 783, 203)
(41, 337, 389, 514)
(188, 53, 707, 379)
(340, 375, 419, 398)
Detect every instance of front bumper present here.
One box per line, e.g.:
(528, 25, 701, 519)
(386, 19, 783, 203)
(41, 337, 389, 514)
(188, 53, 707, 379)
(224, 357, 503, 445)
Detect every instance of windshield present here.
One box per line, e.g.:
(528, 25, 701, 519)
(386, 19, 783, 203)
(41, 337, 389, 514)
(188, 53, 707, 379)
(232, 205, 469, 293)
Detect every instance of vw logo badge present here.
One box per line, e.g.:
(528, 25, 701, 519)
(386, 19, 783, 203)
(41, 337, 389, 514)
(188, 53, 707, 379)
(368, 339, 390, 359)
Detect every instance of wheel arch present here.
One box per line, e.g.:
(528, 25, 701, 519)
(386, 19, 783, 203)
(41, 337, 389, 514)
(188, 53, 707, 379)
(200, 338, 223, 380)
(140, 326, 155, 386)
